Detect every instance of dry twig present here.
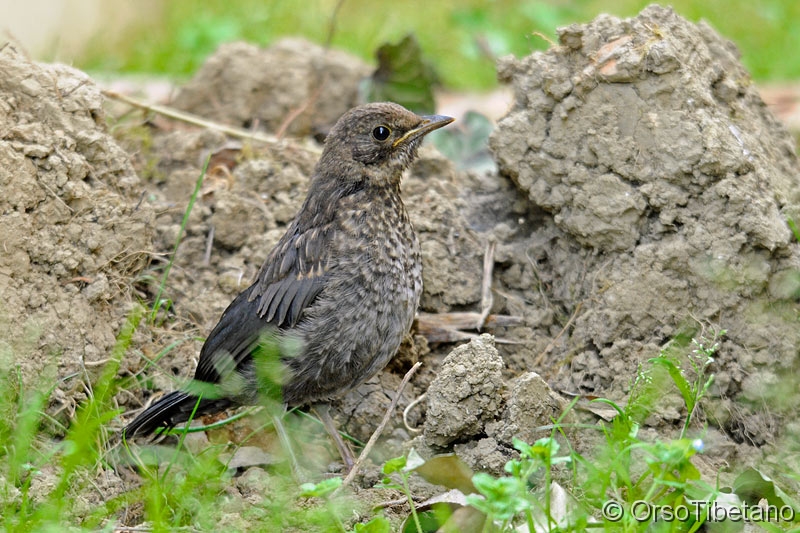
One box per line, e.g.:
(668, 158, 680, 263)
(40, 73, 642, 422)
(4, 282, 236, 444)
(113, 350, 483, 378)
(415, 312, 522, 344)
(338, 361, 422, 491)
(402, 393, 427, 434)
(477, 239, 496, 330)
(102, 89, 280, 145)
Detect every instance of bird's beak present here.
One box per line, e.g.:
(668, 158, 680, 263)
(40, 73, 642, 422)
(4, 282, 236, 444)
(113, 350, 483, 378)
(393, 114, 455, 148)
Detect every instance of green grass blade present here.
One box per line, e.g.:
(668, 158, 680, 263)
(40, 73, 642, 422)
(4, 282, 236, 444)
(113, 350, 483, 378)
(149, 155, 211, 324)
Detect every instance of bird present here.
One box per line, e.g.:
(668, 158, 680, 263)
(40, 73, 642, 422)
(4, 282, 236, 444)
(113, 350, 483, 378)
(123, 102, 454, 469)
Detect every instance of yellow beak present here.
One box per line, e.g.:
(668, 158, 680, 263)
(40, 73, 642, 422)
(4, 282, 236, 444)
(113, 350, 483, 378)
(393, 114, 455, 148)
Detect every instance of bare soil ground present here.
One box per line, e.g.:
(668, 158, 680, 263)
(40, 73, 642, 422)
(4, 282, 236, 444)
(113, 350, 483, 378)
(2, 5, 799, 527)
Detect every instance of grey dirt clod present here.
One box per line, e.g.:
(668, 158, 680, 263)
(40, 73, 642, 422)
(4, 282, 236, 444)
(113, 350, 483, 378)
(489, 5, 800, 446)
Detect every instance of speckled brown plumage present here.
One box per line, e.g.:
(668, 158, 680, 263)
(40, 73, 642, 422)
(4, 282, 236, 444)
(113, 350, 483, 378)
(124, 103, 453, 444)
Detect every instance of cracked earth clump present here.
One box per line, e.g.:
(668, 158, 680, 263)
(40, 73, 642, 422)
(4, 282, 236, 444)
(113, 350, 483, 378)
(0, 44, 154, 419)
(489, 5, 800, 447)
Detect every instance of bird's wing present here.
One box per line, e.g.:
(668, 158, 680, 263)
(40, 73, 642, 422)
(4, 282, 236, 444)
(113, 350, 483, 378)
(193, 221, 334, 384)
(251, 222, 332, 328)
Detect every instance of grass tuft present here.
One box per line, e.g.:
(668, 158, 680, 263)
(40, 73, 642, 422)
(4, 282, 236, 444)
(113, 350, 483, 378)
(149, 155, 210, 325)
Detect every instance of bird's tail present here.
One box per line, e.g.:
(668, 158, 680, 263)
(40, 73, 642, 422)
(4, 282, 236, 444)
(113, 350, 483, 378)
(123, 391, 231, 439)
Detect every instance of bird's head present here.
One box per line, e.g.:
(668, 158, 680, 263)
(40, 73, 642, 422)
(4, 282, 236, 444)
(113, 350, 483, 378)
(317, 102, 454, 188)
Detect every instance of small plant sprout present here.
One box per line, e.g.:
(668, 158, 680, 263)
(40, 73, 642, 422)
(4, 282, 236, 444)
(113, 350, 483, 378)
(299, 477, 346, 532)
(650, 329, 724, 439)
(467, 473, 531, 531)
(380, 449, 426, 533)
(465, 437, 572, 532)
(149, 155, 210, 325)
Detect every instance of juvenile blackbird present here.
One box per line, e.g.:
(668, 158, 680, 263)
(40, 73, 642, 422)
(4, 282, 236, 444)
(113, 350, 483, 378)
(124, 102, 454, 465)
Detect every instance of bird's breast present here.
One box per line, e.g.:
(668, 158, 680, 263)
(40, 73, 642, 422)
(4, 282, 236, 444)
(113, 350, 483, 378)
(334, 192, 422, 312)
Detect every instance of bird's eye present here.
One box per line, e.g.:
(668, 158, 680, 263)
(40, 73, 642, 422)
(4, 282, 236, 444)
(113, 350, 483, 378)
(372, 125, 391, 141)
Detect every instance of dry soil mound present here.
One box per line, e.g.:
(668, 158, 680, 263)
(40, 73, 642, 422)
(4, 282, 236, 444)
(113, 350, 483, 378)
(171, 38, 371, 137)
(0, 44, 154, 419)
(489, 5, 800, 447)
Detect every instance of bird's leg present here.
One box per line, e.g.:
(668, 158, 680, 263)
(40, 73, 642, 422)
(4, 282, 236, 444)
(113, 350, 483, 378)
(313, 403, 355, 471)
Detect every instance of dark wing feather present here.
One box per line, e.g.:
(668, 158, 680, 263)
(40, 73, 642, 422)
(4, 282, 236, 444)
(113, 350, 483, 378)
(254, 224, 332, 328)
(193, 290, 268, 383)
(192, 222, 333, 383)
